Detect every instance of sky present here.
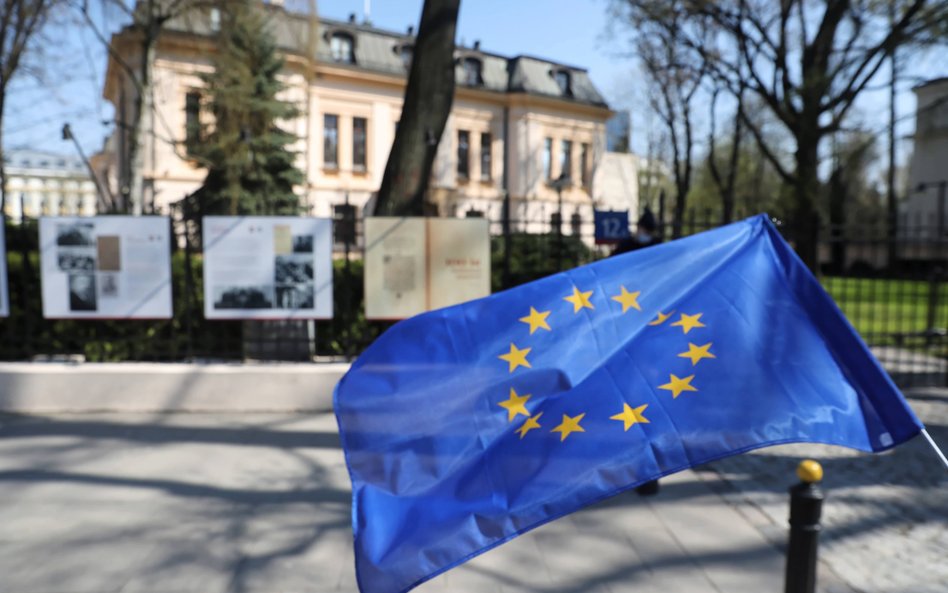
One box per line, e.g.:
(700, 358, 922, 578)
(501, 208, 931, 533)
(2, 0, 631, 159)
(3, 0, 945, 174)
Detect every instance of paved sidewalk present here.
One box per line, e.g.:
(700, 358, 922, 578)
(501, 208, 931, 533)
(1, 388, 943, 593)
(705, 387, 948, 593)
(0, 412, 787, 593)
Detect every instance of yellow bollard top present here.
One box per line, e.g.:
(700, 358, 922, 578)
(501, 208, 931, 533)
(796, 459, 823, 483)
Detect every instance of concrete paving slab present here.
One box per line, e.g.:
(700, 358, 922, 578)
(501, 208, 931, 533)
(0, 412, 790, 593)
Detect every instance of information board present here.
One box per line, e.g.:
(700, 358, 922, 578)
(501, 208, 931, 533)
(364, 217, 490, 319)
(0, 223, 8, 317)
(39, 216, 173, 319)
(203, 216, 333, 319)
(594, 210, 631, 244)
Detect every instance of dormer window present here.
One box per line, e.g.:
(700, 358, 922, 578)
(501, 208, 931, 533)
(330, 32, 355, 64)
(394, 43, 413, 69)
(462, 57, 482, 86)
(554, 69, 572, 96)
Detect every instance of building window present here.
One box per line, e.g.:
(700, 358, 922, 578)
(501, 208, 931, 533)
(462, 57, 482, 86)
(457, 130, 470, 179)
(550, 211, 562, 232)
(396, 44, 413, 69)
(185, 91, 201, 151)
(571, 212, 582, 236)
(554, 70, 572, 96)
(323, 114, 339, 169)
(480, 132, 492, 181)
(353, 117, 367, 171)
(580, 143, 590, 188)
(330, 32, 355, 64)
(543, 138, 553, 180)
(560, 140, 572, 181)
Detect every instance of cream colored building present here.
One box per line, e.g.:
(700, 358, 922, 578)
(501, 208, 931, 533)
(2, 150, 98, 222)
(905, 77, 948, 238)
(100, 5, 621, 236)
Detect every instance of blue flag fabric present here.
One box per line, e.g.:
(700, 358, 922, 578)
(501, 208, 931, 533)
(334, 214, 922, 593)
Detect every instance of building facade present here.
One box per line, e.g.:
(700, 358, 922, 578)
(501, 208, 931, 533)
(100, 5, 631, 236)
(905, 77, 948, 237)
(2, 150, 98, 222)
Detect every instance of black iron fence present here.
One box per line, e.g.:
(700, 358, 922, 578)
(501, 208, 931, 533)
(2, 211, 945, 387)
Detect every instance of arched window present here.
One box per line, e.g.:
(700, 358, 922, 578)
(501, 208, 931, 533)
(330, 32, 355, 64)
(462, 57, 482, 86)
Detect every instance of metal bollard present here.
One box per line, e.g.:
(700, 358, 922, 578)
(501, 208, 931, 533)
(784, 460, 825, 593)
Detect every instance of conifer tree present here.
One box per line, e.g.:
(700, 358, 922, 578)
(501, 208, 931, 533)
(189, 0, 303, 219)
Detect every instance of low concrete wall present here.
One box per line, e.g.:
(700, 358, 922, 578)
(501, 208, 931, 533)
(0, 362, 349, 413)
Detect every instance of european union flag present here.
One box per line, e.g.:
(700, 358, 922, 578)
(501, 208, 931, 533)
(334, 214, 922, 593)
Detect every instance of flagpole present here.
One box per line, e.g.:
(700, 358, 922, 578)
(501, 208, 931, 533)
(920, 429, 948, 471)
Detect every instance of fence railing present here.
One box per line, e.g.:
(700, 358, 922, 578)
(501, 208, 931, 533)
(2, 211, 945, 387)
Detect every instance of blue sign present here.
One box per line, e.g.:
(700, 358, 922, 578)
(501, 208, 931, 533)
(594, 210, 630, 244)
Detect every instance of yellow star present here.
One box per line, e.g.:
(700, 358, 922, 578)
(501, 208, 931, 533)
(498, 388, 532, 422)
(610, 403, 650, 431)
(671, 313, 706, 334)
(564, 286, 594, 313)
(551, 413, 586, 441)
(678, 342, 716, 366)
(658, 374, 698, 398)
(611, 286, 642, 313)
(519, 307, 552, 334)
(516, 412, 543, 439)
(648, 310, 674, 326)
(499, 343, 532, 373)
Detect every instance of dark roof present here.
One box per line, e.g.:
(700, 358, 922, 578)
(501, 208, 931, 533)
(162, 6, 609, 109)
(913, 77, 948, 92)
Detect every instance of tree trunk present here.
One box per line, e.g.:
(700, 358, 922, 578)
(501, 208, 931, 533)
(793, 127, 821, 271)
(0, 91, 6, 223)
(128, 29, 158, 216)
(374, 0, 460, 216)
(886, 32, 898, 269)
(722, 94, 743, 224)
(828, 165, 847, 275)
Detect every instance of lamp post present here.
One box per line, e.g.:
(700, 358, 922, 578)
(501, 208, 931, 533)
(915, 180, 947, 238)
(62, 123, 114, 213)
(550, 172, 571, 270)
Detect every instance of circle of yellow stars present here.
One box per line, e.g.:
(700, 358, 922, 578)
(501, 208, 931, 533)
(495, 283, 715, 442)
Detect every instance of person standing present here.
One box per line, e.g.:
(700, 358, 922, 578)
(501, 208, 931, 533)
(613, 207, 660, 255)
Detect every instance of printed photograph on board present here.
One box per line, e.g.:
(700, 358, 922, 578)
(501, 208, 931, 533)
(57, 247, 96, 272)
(274, 254, 314, 284)
(292, 234, 313, 253)
(100, 274, 119, 298)
(68, 273, 97, 311)
(275, 283, 314, 309)
(213, 285, 275, 310)
(56, 222, 95, 246)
